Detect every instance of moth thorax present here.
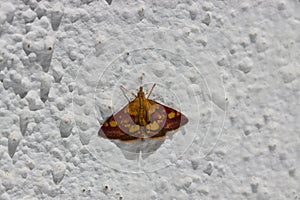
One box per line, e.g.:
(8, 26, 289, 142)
(137, 108, 151, 126)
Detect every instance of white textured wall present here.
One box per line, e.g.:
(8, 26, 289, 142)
(0, 0, 299, 199)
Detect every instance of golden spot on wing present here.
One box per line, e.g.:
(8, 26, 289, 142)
(109, 120, 117, 127)
(129, 124, 140, 133)
(146, 121, 159, 131)
(124, 107, 129, 114)
(104, 122, 109, 127)
(149, 104, 160, 114)
(161, 113, 166, 119)
(168, 112, 176, 119)
(157, 119, 163, 124)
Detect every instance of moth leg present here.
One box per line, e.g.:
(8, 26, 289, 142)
(146, 83, 156, 98)
(120, 85, 137, 101)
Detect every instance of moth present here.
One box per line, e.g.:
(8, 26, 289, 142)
(98, 84, 188, 141)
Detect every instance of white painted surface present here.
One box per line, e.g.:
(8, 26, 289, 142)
(0, 0, 299, 199)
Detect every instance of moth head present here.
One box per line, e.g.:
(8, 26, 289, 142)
(138, 86, 144, 96)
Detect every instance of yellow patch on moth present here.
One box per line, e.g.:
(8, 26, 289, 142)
(146, 121, 159, 131)
(168, 112, 176, 119)
(109, 120, 117, 127)
(149, 104, 160, 114)
(120, 119, 133, 128)
(129, 124, 140, 133)
(157, 119, 163, 124)
(104, 122, 109, 127)
(124, 107, 129, 113)
(159, 113, 167, 120)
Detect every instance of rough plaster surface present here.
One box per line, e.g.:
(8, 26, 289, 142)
(0, 0, 299, 199)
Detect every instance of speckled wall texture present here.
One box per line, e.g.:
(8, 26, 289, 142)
(0, 0, 299, 199)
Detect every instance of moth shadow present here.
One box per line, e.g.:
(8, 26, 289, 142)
(110, 138, 167, 160)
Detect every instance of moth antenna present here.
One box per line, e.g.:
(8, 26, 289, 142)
(120, 85, 137, 101)
(146, 83, 156, 98)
